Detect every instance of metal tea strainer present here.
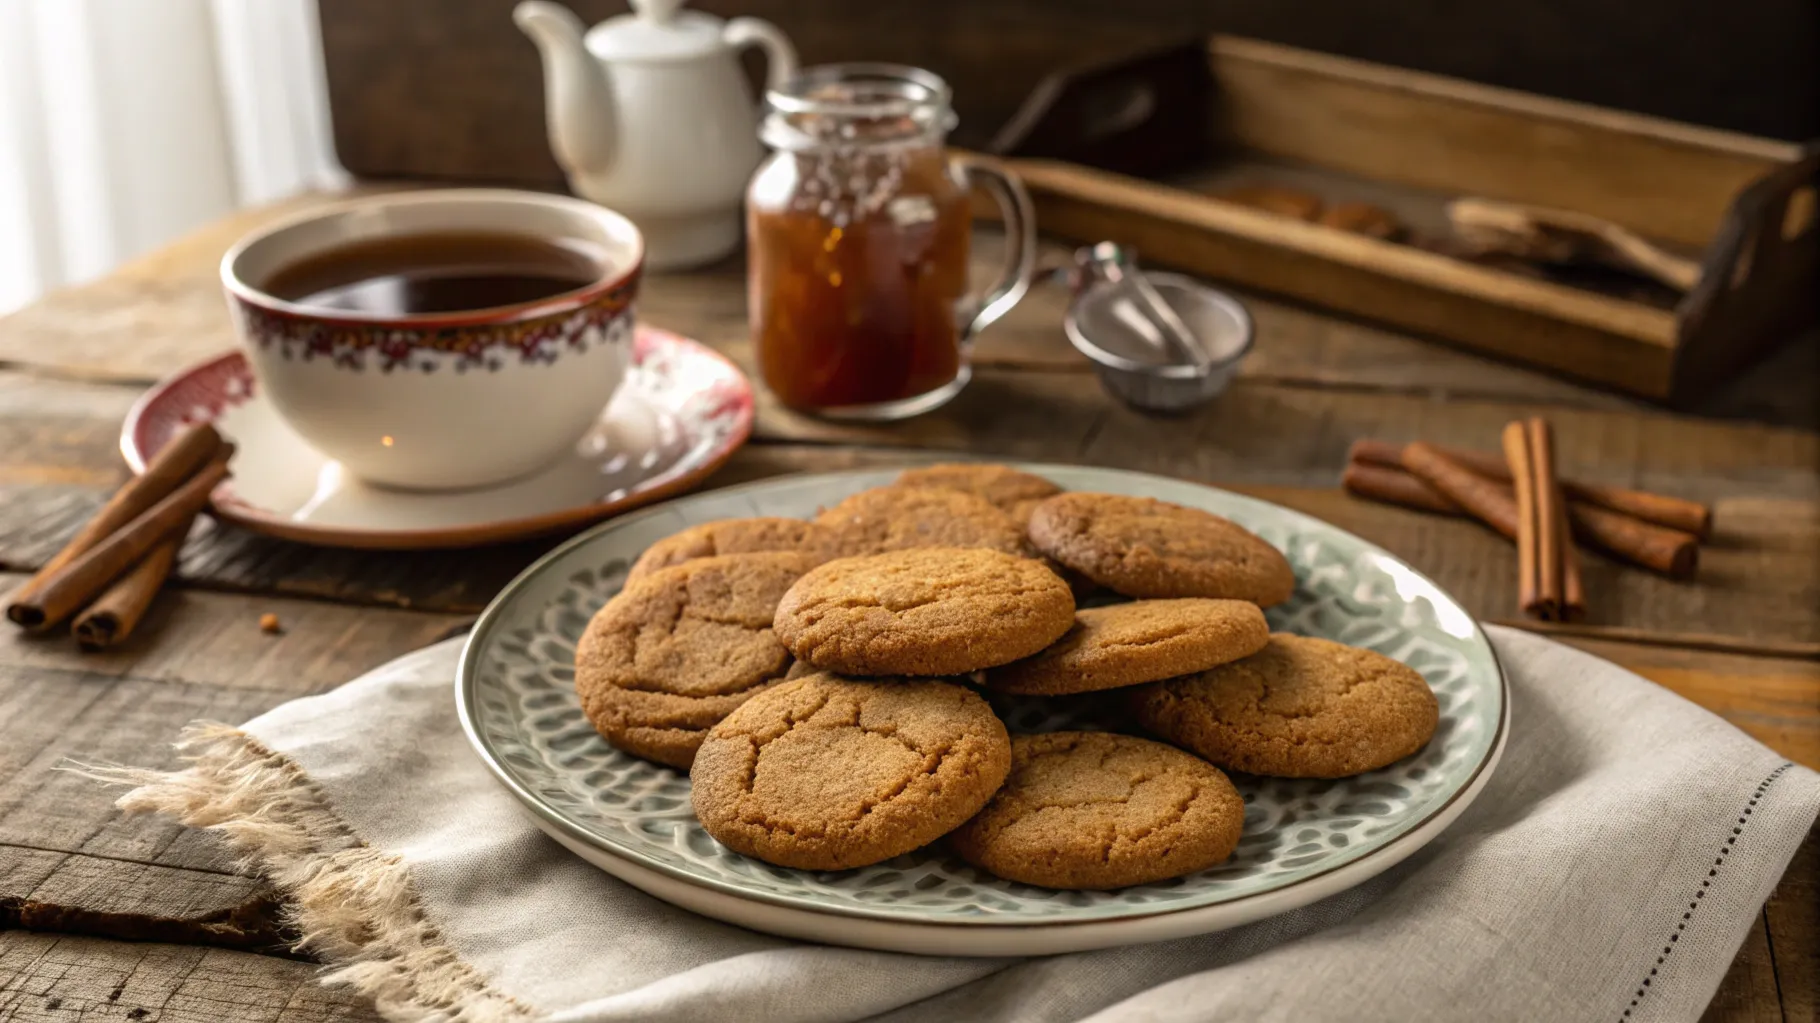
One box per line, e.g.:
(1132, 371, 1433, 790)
(1060, 242, 1254, 413)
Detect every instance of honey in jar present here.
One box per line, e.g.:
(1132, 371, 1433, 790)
(747, 65, 1033, 420)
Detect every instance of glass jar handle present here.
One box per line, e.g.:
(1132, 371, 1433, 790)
(723, 18, 799, 91)
(953, 154, 1036, 341)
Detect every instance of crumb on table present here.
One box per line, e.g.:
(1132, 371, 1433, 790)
(259, 612, 282, 635)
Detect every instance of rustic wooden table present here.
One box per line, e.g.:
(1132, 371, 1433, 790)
(0, 194, 1813, 1022)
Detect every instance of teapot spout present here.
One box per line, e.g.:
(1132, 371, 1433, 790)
(514, 1, 616, 178)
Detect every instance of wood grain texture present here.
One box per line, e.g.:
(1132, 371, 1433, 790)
(1700, 912, 1786, 1023)
(2, 360, 1817, 639)
(0, 931, 381, 1022)
(0, 579, 465, 950)
(1551, 636, 1820, 770)
(1764, 829, 1816, 1022)
(1, 846, 282, 951)
(1208, 37, 1800, 248)
(1004, 158, 1689, 398)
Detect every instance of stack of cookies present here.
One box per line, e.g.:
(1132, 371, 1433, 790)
(575, 464, 1439, 890)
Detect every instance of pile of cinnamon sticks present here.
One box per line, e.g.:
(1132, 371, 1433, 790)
(4, 424, 232, 649)
(1342, 423, 1712, 621)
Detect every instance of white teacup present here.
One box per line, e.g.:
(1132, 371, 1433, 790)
(221, 189, 644, 491)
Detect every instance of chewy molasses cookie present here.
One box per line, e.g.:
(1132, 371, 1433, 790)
(985, 598, 1270, 696)
(949, 731, 1245, 889)
(575, 551, 813, 770)
(814, 486, 1027, 559)
(894, 463, 1062, 526)
(775, 547, 1075, 676)
(1027, 493, 1295, 606)
(692, 672, 1012, 870)
(1132, 633, 1439, 778)
(626, 517, 836, 583)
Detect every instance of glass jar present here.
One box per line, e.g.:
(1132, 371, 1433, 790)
(747, 64, 1034, 419)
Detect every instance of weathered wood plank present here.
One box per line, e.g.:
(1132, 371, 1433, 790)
(0, 583, 465, 944)
(3, 391, 1818, 642)
(1765, 824, 1817, 1022)
(1, 845, 280, 951)
(0, 577, 469, 689)
(5, 353, 1813, 508)
(1547, 636, 1820, 770)
(1700, 911, 1785, 1023)
(733, 364, 1820, 502)
(0, 931, 380, 1022)
(1249, 487, 1820, 648)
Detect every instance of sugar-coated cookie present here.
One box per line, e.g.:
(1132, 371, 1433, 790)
(894, 463, 1062, 526)
(1028, 493, 1295, 606)
(775, 547, 1075, 676)
(692, 672, 1012, 870)
(985, 598, 1269, 695)
(815, 486, 1027, 559)
(575, 552, 813, 769)
(1131, 633, 1438, 778)
(949, 731, 1244, 889)
(627, 517, 836, 583)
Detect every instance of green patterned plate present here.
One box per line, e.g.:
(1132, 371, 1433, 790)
(457, 465, 1508, 954)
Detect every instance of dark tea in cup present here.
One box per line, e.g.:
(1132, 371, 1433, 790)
(263, 231, 604, 315)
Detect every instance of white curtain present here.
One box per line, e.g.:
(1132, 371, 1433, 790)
(0, 0, 345, 314)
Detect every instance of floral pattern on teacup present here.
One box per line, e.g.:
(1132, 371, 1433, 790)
(230, 276, 638, 374)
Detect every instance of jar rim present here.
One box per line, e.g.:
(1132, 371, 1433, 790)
(764, 62, 953, 119)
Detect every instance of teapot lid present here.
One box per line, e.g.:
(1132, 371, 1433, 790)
(586, 0, 724, 61)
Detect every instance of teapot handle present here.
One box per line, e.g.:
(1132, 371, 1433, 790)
(723, 18, 798, 91)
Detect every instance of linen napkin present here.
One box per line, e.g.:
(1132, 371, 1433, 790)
(108, 626, 1817, 1023)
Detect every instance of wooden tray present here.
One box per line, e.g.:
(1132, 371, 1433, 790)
(993, 38, 1818, 405)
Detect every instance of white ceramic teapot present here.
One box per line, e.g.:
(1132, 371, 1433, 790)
(515, 0, 797, 270)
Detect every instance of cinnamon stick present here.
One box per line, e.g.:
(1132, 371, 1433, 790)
(72, 531, 184, 650)
(1569, 503, 1699, 579)
(1341, 461, 1462, 515)
(1500, 424, 1545, 616)
(1567, 480, 1713, 541)
(11, 447, 231, 630)
(1349, 438, 1712, 538)
(1354, 439, 1508, 481)
(1342, 461, 1465, 516)
(1400, 443, 1521, 537)
(1393, 445, 1697, 578)
(1555, 484, 1587, 618)
(1526, 418, 1585, 622)
(5, 423, 221, 626)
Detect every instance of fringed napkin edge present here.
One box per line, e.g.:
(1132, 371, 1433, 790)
(73, 722, 535, 1023)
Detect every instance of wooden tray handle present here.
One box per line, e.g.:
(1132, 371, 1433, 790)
(1674, 141, 1820, 399)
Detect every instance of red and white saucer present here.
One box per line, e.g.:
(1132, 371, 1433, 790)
(122, 326, 755, 549)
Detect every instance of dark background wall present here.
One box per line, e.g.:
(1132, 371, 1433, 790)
(318, 0, 1820, 185)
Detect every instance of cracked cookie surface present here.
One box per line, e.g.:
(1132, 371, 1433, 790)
(949, 731, 1244, 889)
(627, 517, 836, 583)
(691, 672, 1013, 870)
(1131, 633, 1439, 778)
(985, 598, 1270, 695)
(775, 548, 1076, 676)
(1027, 493, 1295, 606)
(894, 463, 1062, 527)
(814, 486, 1028, 559)
(575, 551, 814, 770)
